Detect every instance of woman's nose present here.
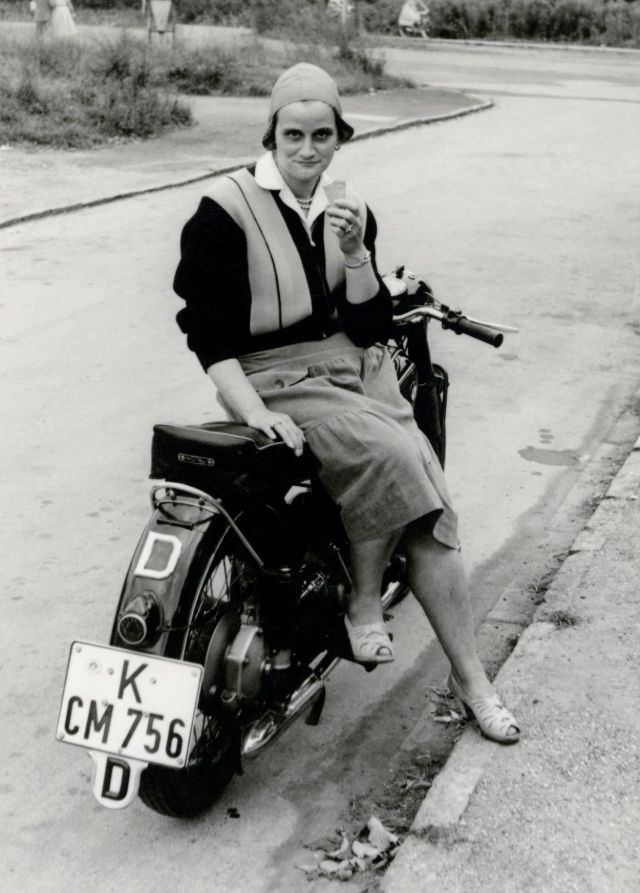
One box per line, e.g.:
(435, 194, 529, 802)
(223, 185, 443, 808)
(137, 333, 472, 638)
(299, 136, 315, 157)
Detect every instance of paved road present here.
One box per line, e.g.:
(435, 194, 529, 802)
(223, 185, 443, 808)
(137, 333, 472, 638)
(2, 43, 640, 893)
(383, 39, 640, 99)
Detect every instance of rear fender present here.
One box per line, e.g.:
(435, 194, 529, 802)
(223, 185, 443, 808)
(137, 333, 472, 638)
(109, 504, 232, 659)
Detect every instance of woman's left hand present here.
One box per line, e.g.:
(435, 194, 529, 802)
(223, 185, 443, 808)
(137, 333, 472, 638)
(326, 198, 364, 255)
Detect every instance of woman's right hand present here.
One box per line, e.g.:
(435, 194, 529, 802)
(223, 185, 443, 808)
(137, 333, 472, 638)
(245, 408, 305, 457)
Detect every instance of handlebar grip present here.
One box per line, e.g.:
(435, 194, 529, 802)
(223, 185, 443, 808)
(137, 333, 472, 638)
(444, 315, 504, 348)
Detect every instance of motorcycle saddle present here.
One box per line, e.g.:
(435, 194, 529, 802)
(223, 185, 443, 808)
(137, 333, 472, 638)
(150, 422, 310, 497)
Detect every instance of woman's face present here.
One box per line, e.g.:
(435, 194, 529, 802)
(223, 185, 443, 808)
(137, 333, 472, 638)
(273, 101, 338, 196)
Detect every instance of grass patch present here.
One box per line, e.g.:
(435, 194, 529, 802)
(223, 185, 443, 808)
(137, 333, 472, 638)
(0, 33, 192, 147)
(3, 0, 639, 46)
(547, 608, 581, 628)
(0, 21, 408, 147)
(148, 30, 403, 98)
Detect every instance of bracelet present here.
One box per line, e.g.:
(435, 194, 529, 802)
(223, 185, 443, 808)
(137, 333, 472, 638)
(344, 250, 371, 269)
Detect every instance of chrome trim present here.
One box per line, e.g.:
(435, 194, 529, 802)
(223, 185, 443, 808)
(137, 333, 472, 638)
(392, 305, 442, 325)
(150, 481, 220, 512)
(117, 613, 148, 646)
(392, 305, 519, 333)
(151, 482, 265, 568)
(242, 675, 325, 758)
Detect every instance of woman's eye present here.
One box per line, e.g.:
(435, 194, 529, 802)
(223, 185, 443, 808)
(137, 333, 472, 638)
(314, 130, 333, 141)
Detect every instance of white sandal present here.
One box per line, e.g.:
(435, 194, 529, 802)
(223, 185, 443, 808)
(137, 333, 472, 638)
(448, 673, 520, 744)
(344, 616, 394, 664)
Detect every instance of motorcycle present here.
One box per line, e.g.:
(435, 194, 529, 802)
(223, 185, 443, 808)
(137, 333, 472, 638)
(56, 268, 515, 816)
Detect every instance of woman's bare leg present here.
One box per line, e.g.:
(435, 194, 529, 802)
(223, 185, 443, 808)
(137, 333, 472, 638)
(347, 532, 402, 625)
(402, 520, 494, 698)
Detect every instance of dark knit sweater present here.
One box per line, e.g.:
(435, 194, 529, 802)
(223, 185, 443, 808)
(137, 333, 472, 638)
(173, 174, 393, 371)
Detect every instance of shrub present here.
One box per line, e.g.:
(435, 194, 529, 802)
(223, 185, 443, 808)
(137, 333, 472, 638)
(548, 0, 599, 40)
(0, 32, 192, 146)
(359, 0, 404, 34)
(73, 0, 251, 23)
(430, 0, 472, 38)
(508, 0, 554, 39)
(14, 73, 49, 115)
(156, 42, 243, 93)
(31, 34, 86, 76)
(630, 3, 640, 43)
(421, 0, 640, 46)
(465, 0, 512, 38)
(602, 0, 634, 43)
(75, 0, 138, 7)
(252, 0, 343, 38)
(87, 77, 191, 137)
(177, 0, 250, 25)
(7, 0, 640, 47)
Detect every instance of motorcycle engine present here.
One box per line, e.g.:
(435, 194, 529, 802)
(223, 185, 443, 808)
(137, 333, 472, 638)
(291, 569, 345, 663)
(222, 623, 266, 703)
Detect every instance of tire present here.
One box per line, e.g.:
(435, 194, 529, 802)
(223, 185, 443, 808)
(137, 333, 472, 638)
(138, 713, 239, 818)
(139, 550, 242, 818)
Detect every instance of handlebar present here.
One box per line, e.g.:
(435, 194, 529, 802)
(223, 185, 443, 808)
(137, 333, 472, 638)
(386, 267, 518, 349)
(441, 312, 504, 347)
(392, 305, 504, 347)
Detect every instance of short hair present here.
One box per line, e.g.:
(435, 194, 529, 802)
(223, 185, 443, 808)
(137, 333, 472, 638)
(262, 108, 354, 151)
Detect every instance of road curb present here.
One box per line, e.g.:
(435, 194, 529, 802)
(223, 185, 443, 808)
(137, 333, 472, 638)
(0, 98, 493, 231)
(381, 389, 640, 892)
(373, 34, 640, 56)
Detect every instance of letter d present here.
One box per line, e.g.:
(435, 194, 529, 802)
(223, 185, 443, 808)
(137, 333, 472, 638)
(89, 751, 147, 810)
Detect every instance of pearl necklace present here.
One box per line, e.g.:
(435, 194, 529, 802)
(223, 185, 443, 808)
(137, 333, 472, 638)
(296, 196, 313, 214)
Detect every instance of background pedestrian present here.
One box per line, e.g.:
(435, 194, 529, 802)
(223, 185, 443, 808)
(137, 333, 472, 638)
(31, 0, 51, 40)
(49, 0, 77, 39)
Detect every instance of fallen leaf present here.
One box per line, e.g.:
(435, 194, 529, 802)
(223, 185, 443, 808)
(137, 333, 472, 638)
(432, 709, 463, 723)
(336, 861, 354, 880)
(296, 863, 318, 875)
(367, 816, 399, 852)
(328, 833, 351, 860)
(319, 859, 341, 874)
(353, 840, 380, 859)
(305, 833, 341, 851)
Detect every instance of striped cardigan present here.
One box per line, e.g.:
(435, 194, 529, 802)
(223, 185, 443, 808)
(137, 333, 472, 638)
(173, 165, 392, 371)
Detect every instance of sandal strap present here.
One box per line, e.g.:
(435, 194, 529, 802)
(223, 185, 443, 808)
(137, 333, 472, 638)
(345, 617, 394, 661)
(449, 674, 520, 741)
(471, 695, 520, 735)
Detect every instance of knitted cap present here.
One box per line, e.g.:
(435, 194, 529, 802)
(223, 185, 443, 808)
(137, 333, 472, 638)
(262, 63, 354, 147)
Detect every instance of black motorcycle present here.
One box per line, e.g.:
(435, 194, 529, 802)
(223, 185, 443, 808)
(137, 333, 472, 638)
(56, 269, 513, 816)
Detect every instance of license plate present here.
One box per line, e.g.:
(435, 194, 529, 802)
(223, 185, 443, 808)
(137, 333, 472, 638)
(57, 642, 203, 769)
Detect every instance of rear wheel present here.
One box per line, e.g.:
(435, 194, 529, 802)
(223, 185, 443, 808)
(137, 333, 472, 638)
(139, 550, 243, 818)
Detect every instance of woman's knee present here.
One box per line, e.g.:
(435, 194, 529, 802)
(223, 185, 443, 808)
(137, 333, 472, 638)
(402, 512, 439, 547)
(403, 513, 461, 555)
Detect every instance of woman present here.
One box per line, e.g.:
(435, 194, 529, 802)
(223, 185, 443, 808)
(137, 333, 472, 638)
(173, 63, 520, 744)
(49, 0, 77, 38)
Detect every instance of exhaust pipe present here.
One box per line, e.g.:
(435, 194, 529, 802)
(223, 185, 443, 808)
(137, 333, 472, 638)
(241, 675, 325, 758)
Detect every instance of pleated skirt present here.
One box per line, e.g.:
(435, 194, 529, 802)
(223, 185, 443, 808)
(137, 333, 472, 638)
(240, 332, 459, 547)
